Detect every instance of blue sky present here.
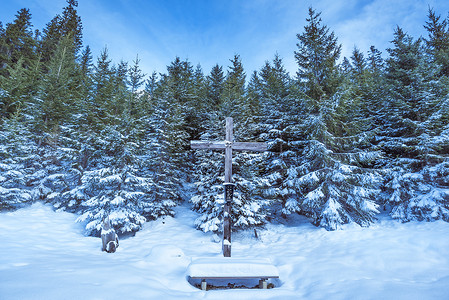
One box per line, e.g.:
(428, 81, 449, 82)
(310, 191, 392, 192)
(1, 0, 449, 78)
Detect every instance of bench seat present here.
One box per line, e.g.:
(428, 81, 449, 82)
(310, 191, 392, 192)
(187, 257, 279, 290)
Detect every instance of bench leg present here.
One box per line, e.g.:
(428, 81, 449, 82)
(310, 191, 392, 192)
(201, 279, 207, 291)
(259, 279, 267, 289)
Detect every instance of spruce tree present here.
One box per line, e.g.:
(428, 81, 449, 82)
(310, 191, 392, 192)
(221, 54, 248, 120)
(295, 7, 341, 110)
(191, 57, 268, 233)
(188, 64, 209, 138)
(288, 9, 381, 230)
(67, 125, 158, 236)
(39, 34, 81, 130)
(127, 55, 146, 118)
(90, 47, 115, 127)
(39, 0, 83, 64)
(0, 113, 36, 210)
(142, 86, 184, 213)
(0, 57, 29, 117)
(161, 57, 193, 170)
(382, 25, 449, 223)
(59, 0, 83, 54)
(386, 27, 434, 124)
(253, 54, 297, 212)
(207, 64, 225, 108)
(0, 9, 39, 118)
(0, 8, 36, 72)
(39, 15, 62, 65)
(76, 45, 93, 122)
(424, 7, 449, 78)
(109, 60, 129, 124)
(0, 21, 5, 70)
(365, 45, 387, 119)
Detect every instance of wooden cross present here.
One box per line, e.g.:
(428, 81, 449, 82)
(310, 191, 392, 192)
(190, 117, 267, 257)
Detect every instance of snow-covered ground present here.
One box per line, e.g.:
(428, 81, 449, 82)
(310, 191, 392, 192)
(1, 203, 449, 300)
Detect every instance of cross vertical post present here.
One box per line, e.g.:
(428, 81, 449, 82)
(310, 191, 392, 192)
(225, 117, 233, 183)
(223, 117, 233, 257)
(190, 117, 267, 257)
(223, 183, 233, 257)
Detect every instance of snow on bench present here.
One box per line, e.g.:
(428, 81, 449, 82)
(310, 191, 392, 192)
(187, 257, 279, 290)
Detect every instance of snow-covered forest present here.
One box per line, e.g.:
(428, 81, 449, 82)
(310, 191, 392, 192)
(1, 0, 448, 236)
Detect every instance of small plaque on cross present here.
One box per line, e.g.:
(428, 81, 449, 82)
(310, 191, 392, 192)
(190, 117, 267, 257)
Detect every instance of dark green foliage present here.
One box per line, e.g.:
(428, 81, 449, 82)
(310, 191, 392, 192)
(295, 7, 341, 104)
(221, 54, 248, 120)
(0, 57, 29, 117)
(0, 8, 36, 71)
(0, 8, 38, 117)
(39, 35, 81, 129)
(69, 125, 165, 236)
(424, 8, 449, 78)
(1, 4, 449, 235)
(127, 55, 146, 117)
(207, 64, 225, 108)
(60, 0, 83, 53)
(0, 115, 36, 210)
(89, 47, 115, 126)
(39, 0, 82, 64)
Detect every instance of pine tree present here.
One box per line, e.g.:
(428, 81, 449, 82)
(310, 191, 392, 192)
(221, 54, 249, 120)
(191, 57, 269, 233)
(79, 45, 93, 76)
(108, 60, 129, 124)
(0, 8, 36, 72)
(190, 143, 225, 232)
(39, 0, 83, 64)
(142, 91, 184, 214)
(188, 64, 209, 139)
(252, 54, 298, 212)
(381, 25, 449, 223)
(127, 55, 146, 118)
(190, 117, 269, 233)
(59, 0, 83, 54)
(0, 57, 29, 117)
(67, 126, 158, 236)
(386, 27, 435, 124)
(207, 64, 225, 108)
(285, 9, 382, 230)
(39, 15, 62, 65)
(0, 9, 40, 118)
(0, 21, 6, 70)
(159, 57, 193, 169)
(367, 46, 384, 74)
(365, 45, 387, 119)
(0, 113, 36, 210)
(39, 35, 81, 130)
(74, 45, 93, 127)
(295, 7, 341, 109)
(424, 7, 449, 78)
(90, 47, 115, 126)
(144, 72, 158, 99)
(32, 125, 81, 208)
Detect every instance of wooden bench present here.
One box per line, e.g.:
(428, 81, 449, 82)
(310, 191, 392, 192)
(187, 257, 279, 290)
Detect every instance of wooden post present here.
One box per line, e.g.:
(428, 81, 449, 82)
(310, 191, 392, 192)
(223, 183, 233, 257)
(223, 117, 233, 257)
(225, 117, 233, 183)
(190, 117, 267, 257)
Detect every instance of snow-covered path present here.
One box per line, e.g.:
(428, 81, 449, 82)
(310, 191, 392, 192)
(1, 203, 448, 299)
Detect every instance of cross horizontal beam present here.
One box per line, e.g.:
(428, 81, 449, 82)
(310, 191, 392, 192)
(191, 141, 267, 152)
